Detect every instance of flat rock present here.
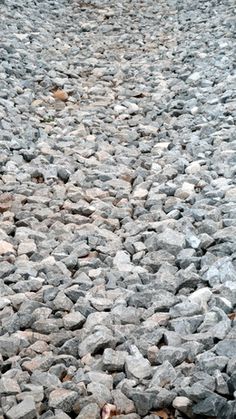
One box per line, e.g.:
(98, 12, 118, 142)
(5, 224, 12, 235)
(149, 361, 177, 388)
(78, 327, 115, 357)
(102, 348, 127, 372)
(125, 355, 152, 380)
(155, 228, 186, 255)
(48, 389, 78, 412)
(6, 396, 37, 419)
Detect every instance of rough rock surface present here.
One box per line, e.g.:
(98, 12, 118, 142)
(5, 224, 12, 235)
(0, 0, 235, 418)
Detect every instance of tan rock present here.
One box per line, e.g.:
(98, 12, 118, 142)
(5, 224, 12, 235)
(52, 89, 68, 101)
(0, 240, 14, 254)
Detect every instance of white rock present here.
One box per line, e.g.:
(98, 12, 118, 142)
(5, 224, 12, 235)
(185, 162, 201, 175)
(189, 287, 212, 311)
(173, 396, 193, 415)
(0, 297, 11, 310)
(175, 182, 195, 199)
(0, 240, 14, 255)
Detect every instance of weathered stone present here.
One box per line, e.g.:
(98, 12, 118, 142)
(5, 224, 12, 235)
(155, 228, 186, 255)
(49, 389, 78, 412)
(63, 312, 86, 330)
(170, 301, 202, 318)
(149, 361, 177, 388)
(0, 378, 21, 396)
(156, 346, 188, 366)
(214, 340, 236, 358)
(75, 403, 100, 419)
(192, 393, 228, 417)
(111, 389, 135, 414)
(102, 348, 127, 372)
(6, 396, 37, 419)
(0, 240, 14, 254)
(87, 382, 112, 406)
(125, 355, 152, 380)
(0, 0, 235, 416)
(78, 327, 115, 357)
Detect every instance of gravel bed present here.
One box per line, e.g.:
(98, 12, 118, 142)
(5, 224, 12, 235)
(0, 0, 236, 418)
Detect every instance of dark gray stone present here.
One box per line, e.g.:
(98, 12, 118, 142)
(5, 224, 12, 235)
(156, 346, 188, 366)
(192, 393, 228, 417)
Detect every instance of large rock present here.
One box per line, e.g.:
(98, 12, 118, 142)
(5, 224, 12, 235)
(192, 393, 228, 417)
(102, 348, 127, 372)
(49, 388, 78, 412)
(149, 361, 177, 388)
(125, 354, 152, 380)
(6, 396, 37, 419)
(155, 228, 186, 255)
(78, 327, 115, 357)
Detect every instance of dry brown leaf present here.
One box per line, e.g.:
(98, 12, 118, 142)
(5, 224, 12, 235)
(228, 312, 236, 320)
(152, 408, 174, 419)
(62, 374, 73, 382)
(52, 89, 69, 102)
(101, 403, 117, 419)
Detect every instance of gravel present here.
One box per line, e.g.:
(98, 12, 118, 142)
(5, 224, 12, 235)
(0, 0, 236, 418)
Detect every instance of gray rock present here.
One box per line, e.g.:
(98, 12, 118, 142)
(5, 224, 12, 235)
(6, 396, 37, 419)
(78, 327, 115, 357)
(0, 378, 21, 395)
(214, 340, 236, 358)
(203, 257, 236, 286)
(48, 388, 78, 412)
(125, 354, 152, 380)
(87, 382, 112, 406)
(75, 403, 100, 419)
(170, 301, 202, 318)
(86, 371, 113, 390)
(192, 393, 228, 417)
(0, 336, 21, 358)
(172, 396, 193, 418)
(154, 228, 186, 255)
(149, 361, 177, 388)
(128, 390, 155, 416)
(53, 291, 73, 312)
(111, 389, 136, 414)
(170, 315, 203, 335)
(214, 370, 229, 395)
(102, 348, 127, 372)
(30, 371, 61, 389)
(196, 352, 228, 374)
(114, 415, 140, 419)
(0, 0, 235, 415)
(156, 346, 188, 366)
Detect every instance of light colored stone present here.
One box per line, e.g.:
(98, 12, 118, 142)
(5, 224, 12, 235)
(6, 396, 37, 419)
(63, 312, 85, 330)
(0, 240, 14, 254)
(125, 355, 152, 380)
(18, 241, 37, 256)
(173, 396, 193, 416)
(49, 388, 78, 412)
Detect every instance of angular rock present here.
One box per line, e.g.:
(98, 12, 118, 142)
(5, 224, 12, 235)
(149, 361, 177, 388)
(155, 228, 186, 255)
(125, 355, 152, 380)
(102, 348, 127, 372)
(78, 327, 115, 357)
(63, 312, 86, 330)
(76, 403, 100, 419)
(49, 388, 78, 412)
(156, 346, 188, 366)
(192, 393, 228, 417)
(6, 396, 37, 419)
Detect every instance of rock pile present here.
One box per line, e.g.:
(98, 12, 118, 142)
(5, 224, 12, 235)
(0, 0, 235, 418)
